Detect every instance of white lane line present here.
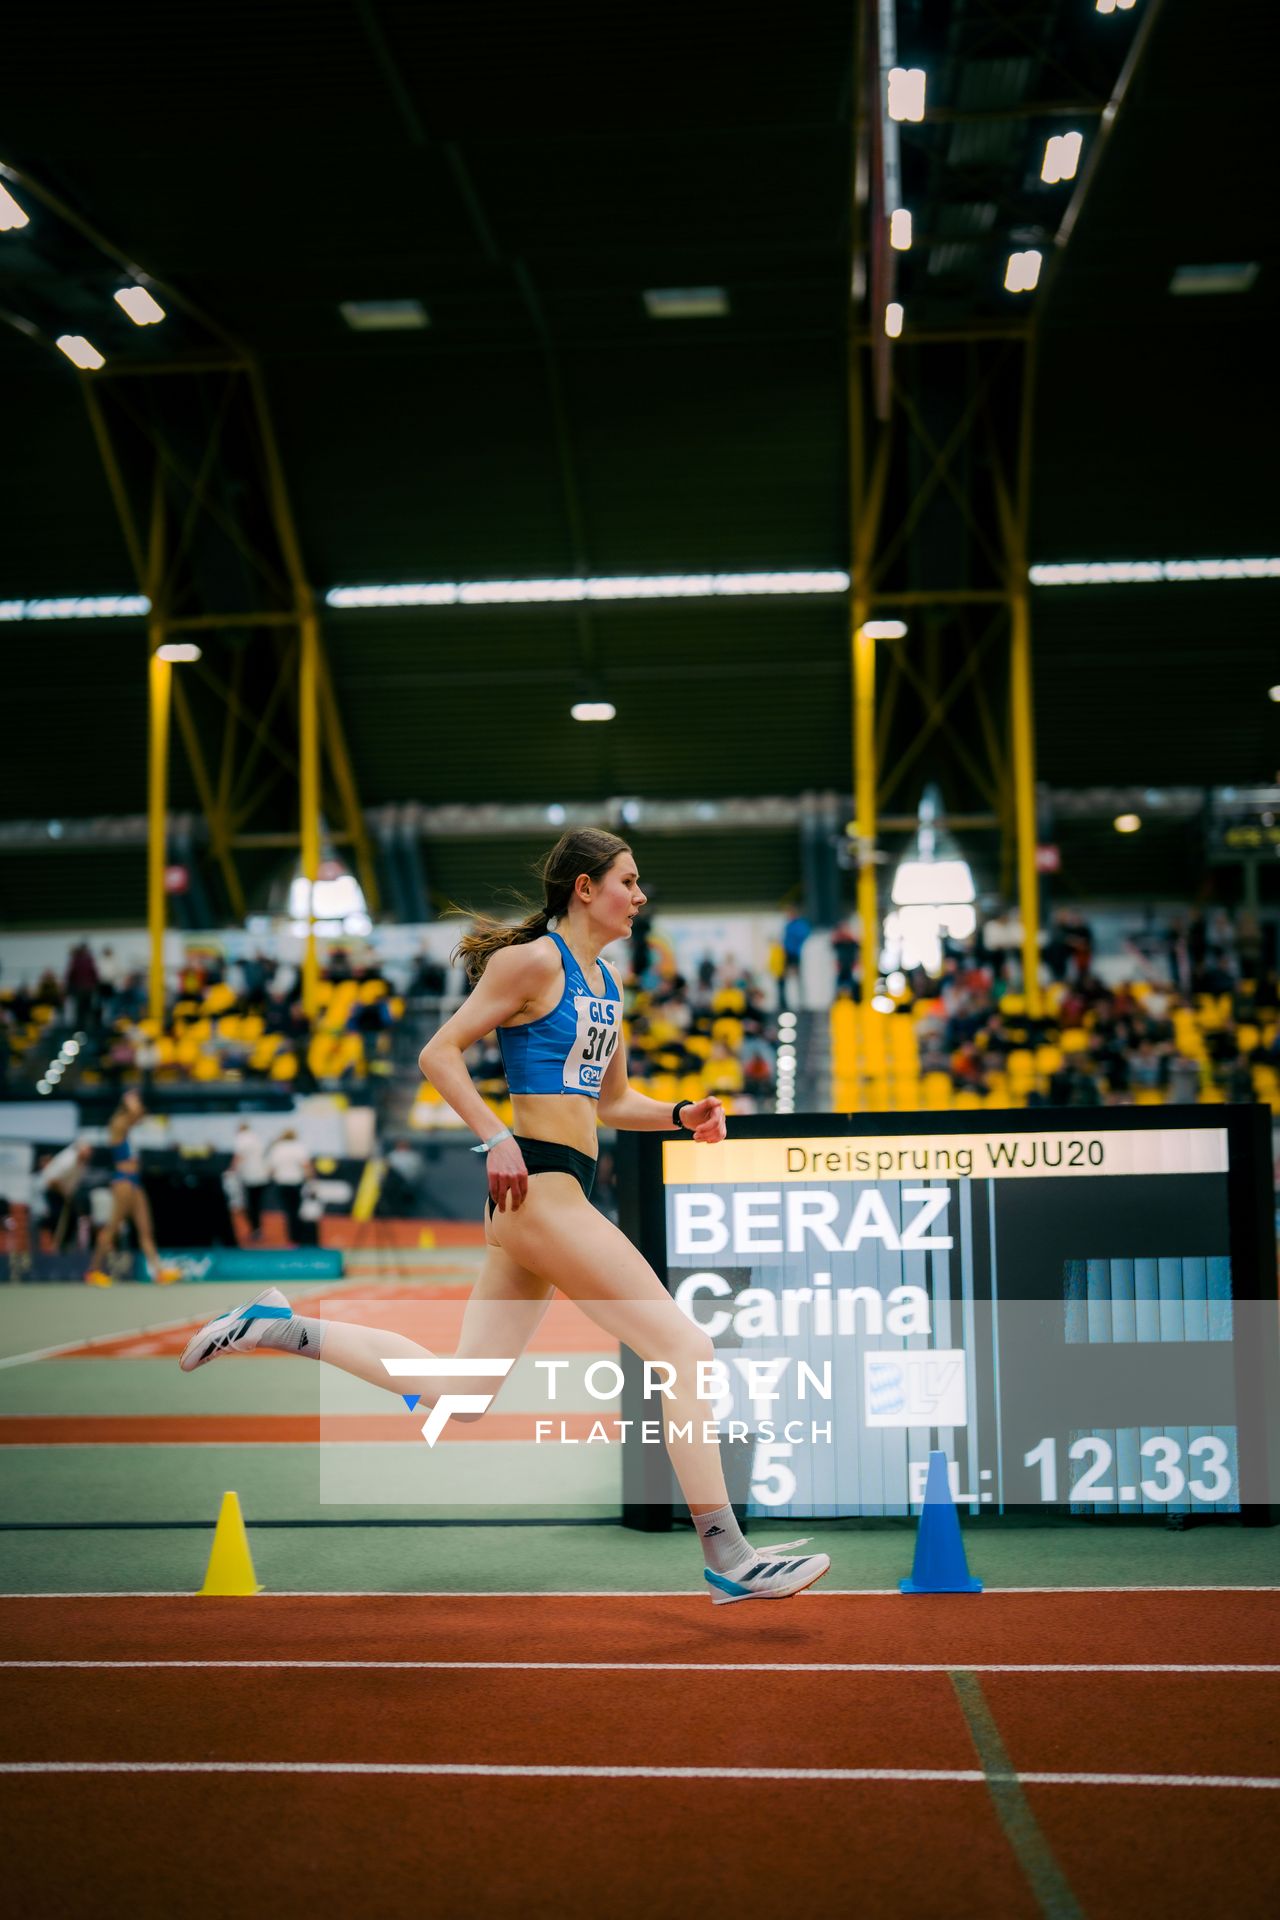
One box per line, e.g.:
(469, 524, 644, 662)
(0, 1586, 1276, 1599)
(0, 1284, 341, 1371)
(0, 1319, 203, 1371)
(0, 1761, 1276, 1787)
(3, 1660, 1276, 1675)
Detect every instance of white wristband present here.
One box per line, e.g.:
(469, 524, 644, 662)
(470, 1128, 514, 1155)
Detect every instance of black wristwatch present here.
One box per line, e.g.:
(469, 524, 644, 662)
(672, 1100, 694, 1130)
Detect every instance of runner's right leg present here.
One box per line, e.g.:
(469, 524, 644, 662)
(180, 1239, 554, 1409)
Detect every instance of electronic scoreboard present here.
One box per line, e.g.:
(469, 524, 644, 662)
(617, 1107, 1278, 1525)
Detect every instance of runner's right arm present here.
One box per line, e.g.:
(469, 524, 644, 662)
(418, 943, 560, 1206)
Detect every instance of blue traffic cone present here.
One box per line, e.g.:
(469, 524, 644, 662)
(899, 1449, 983, 1594)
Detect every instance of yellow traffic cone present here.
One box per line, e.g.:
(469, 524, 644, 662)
(198, 1491, 262, 1596)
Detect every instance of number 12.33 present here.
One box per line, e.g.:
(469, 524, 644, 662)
(1023, 1433, 1233, 1504)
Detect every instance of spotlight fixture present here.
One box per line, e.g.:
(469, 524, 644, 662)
(56, 334, 105, 370)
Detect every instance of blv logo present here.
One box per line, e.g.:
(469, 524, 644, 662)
(382, 1358, 514, 1445)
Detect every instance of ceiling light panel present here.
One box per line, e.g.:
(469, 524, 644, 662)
(339, 299, 429, 331)
(643, 287, 729, 319)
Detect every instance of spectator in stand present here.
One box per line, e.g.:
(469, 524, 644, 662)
(96, 947, 120, 1025)
(1225, 1055, 1255, 1103)
(1167, 1051, 1201, 1105)
(1129, 1039, 1165, 1095)
(409, 949, 448, 998)
(233, 1121, 270, 1242)
(831, 920, 858, 998)
(779, 906, 811, 1012)
(65, 943, 99, 1031)
(267, 1129, 311, 1245)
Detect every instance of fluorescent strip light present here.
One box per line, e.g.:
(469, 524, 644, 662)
(339, 299, 429, 331)
(325, 570, 850, 610)
(10, 559, 1277, 623)
(1113, 814, 1141, 834)
(886, 68, 926, 122)
(1169, 262, 1259, 297)
(889, 208, 912, 250)
(1041, 132, 1083, 184)
(0, 595, 152, 621)
(1030, 558, 1280, 586)
(884, 302, 904, 339)
(56, 334, 105, 370)
(571, 702, 616, 722)
(643, 287, 729, 319)
(114, 286, 166, 326)
(1004, 250, 1042, 293)
(0, 182, 30, 230)
(155, 642, 201, 662)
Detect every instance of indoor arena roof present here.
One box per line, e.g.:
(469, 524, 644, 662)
(1, 0, 1277, 914)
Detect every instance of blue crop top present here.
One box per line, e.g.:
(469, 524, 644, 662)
(497, 930, 622, 1099)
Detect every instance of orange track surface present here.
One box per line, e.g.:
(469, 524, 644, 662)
(0, 1595, 1275, 1919)
(0, 1412, 621, 1445)
(3, 1592, 1275, 1667)
(55, 1287, 615, 1360)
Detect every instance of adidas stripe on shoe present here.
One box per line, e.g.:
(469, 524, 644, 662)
(704, 1538, 831, 1606)
(179, 1287, 293, 1373)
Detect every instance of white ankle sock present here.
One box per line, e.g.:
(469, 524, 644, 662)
(252, 1313, 328, 1359)
(694, 1504, 753, 1575)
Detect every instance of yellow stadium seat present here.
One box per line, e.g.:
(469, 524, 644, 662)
(1034, 1045, 1063, 1076)
(270, 1051, 298, 1081)
(192, 1052, 220, 1081)
(1060, 1028, 1088, 1054)
(955, 1090, 983, 1109)
(202, 983, 236, 1015)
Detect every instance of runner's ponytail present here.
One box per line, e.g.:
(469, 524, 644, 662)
(451, 828, 630, 985)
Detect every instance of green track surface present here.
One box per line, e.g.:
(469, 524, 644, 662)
(1, 1283, 1277, 1596)
(2, 1516, 1277, 1597)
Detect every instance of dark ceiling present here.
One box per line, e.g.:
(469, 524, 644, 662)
(1, 0, 1277, 920)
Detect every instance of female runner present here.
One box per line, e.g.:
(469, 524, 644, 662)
(90, 1090, 175, 1283)
(180, 829, 828, 1604)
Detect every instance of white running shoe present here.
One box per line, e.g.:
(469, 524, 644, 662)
(704, 1538, 831, 1606)
(179, 1286, 293, 1372)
